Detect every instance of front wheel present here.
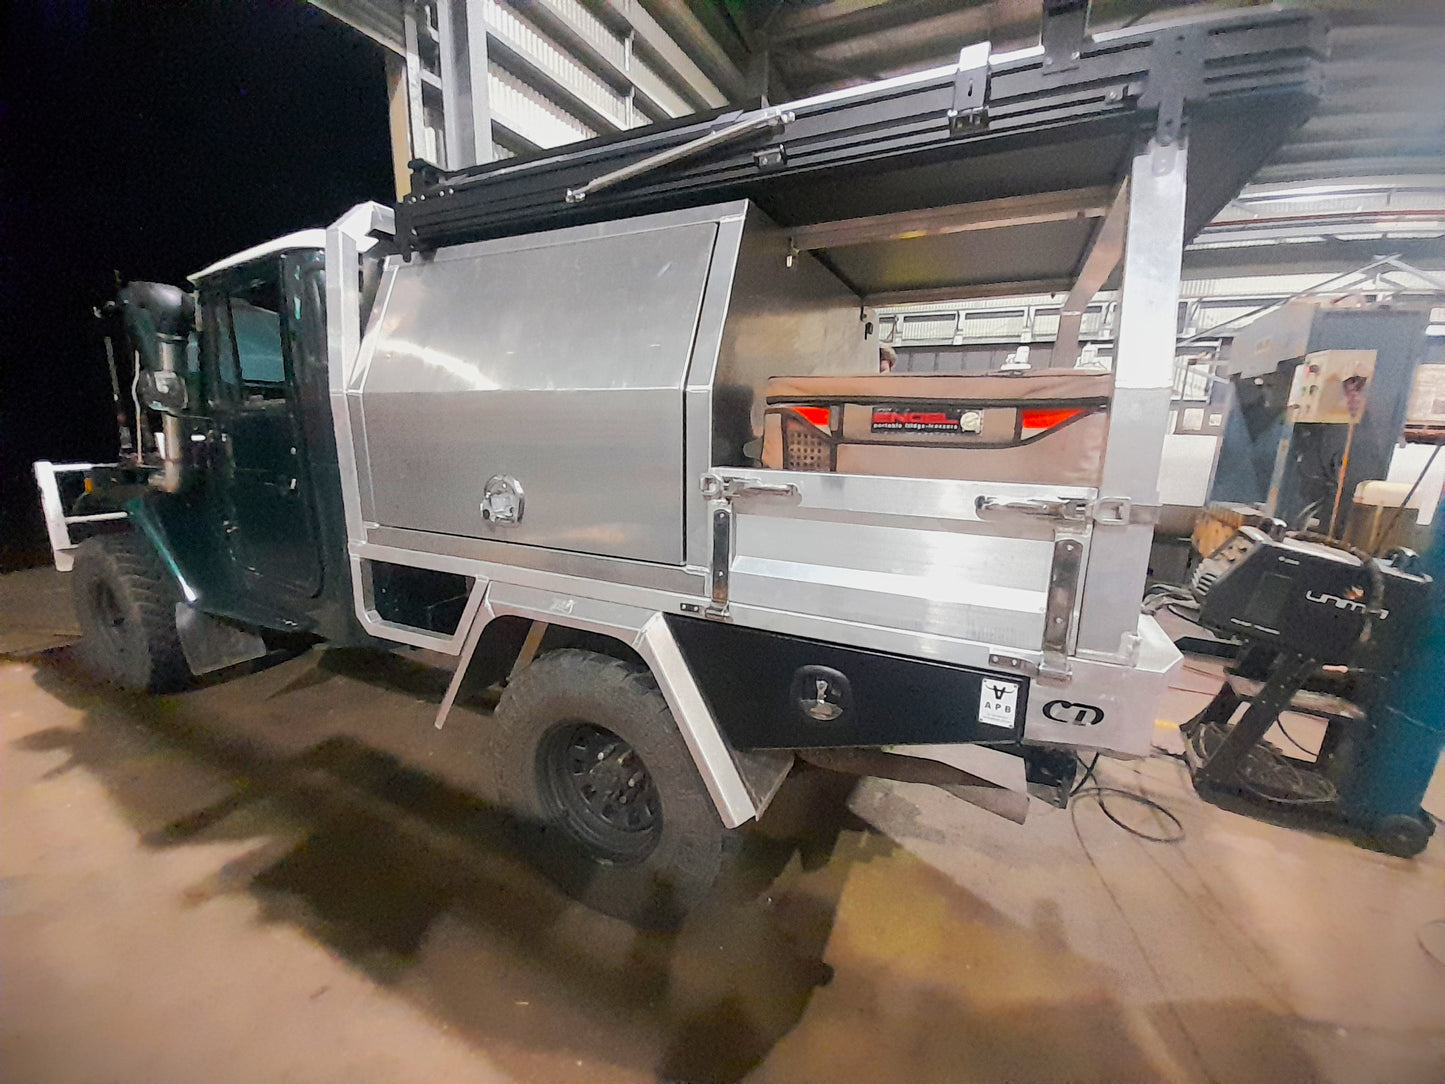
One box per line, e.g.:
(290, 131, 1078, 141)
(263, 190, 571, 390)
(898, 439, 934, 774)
(485, 649, 731, 928)
(70, 534, 191, 692)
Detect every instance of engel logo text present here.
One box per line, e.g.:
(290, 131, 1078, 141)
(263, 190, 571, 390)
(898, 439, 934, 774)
(873, 411, 951, 426)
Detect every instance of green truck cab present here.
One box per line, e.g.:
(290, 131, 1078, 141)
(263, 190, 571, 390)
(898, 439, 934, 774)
(49, 237, 368, 690)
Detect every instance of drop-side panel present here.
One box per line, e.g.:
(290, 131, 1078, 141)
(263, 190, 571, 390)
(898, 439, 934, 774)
(722, 471, 1094, 652)
(359, 220, 719, 564)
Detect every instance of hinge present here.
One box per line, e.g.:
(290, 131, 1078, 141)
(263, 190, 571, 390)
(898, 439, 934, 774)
(1040, 0, 1090, 74)
(988, 652, 1039, 678)
(948, 42, 990, 135)
(698, 474, 801, 619)
(753, 145, 786, 170)
(1093, 497, 1160, 526)
(975, 495, 1090, 523)
(700, 474, 799, 501)
(707, 504, 732, 618)
(1040, 535, 1084, 683)
(1140, 27, 1205, 147)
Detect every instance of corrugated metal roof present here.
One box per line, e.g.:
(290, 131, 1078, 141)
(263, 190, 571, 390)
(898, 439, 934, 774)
(646, 0, 1445, 186)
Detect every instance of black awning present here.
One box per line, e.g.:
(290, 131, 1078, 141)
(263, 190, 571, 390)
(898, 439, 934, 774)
(393, 6, 1325, 300)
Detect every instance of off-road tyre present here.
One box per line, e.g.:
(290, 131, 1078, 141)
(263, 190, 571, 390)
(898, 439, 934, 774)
(485, 648, 731, 929)
(71, 534, 191, 692)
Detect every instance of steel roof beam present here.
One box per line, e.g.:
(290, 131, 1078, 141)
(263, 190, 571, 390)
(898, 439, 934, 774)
(866, 278, 1076, 308)
(1256, 156, 1445, 185)
(514, 0, 693, 120)
(600, 0, 733, 109)
(638, 0, 749, 100)
(311, 0, 406, 52)
(788, 187, 1113, 253)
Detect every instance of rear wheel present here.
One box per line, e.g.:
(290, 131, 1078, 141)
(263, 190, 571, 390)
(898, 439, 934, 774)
(485, 648, 730, 928)
(71, 534, 190, 692)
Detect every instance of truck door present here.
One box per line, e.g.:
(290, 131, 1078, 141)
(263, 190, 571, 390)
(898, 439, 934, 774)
(199, 258, 322, 597)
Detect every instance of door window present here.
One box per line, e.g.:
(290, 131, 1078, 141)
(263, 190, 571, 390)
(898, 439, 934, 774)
(204, 267, 290, 404)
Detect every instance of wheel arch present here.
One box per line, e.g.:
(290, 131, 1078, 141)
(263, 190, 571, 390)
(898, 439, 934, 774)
(436, 582, 792, 828)
(124, 499, 201, 604)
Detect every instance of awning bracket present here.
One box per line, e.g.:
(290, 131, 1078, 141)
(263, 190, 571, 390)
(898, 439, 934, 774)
(948, 42, 991, 136)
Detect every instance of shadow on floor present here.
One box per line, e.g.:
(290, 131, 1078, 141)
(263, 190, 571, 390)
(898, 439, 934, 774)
(13, 647, 1330, 1083)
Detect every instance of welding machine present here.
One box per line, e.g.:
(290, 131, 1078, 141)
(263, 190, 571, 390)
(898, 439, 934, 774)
(1184, 522, 1440, 856)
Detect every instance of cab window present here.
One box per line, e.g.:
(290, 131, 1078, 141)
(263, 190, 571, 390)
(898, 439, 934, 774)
(204, 264, 290, 404)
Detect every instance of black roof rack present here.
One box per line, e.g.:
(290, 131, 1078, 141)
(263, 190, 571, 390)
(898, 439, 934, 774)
(394, 5, 1326, 270)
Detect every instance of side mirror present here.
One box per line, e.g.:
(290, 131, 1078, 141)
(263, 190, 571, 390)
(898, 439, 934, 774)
(139, 370, 188, 414)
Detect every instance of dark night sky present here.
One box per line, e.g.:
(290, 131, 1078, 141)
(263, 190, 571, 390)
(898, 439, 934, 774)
(0, 1, 394, 568)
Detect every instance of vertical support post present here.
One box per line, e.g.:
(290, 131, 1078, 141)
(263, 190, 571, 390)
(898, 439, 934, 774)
(385, 54, 413, 198)
(437, 0, 492, 170)
(1075, 136, 1188, 655)
(1052, 181, 1129, 368)
(326, 202, 396, 551)
(1265, 413, 1297, 516)
(402, 2, 428, 163)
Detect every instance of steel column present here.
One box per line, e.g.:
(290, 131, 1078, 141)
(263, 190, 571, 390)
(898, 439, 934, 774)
(1075, 136, 1187, 656)
(402, 3, 429, 162)
(437, 0, 493, 168)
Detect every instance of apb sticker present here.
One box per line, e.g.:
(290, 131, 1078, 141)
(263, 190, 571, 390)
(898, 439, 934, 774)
(978, 679, 1020, 730)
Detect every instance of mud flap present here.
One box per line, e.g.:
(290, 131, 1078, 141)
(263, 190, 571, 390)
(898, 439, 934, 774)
(175, 603, 268, 675)
(799, 746, 1030, 824)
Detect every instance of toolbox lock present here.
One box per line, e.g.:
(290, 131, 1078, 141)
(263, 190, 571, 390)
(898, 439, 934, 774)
(480, 475, 525, 525)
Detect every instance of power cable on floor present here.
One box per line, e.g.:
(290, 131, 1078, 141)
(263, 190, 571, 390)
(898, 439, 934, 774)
(1080, 787, 1186, 842)
(1182, 662, 1221, 679)
(1070, 752, 1101, 796)
(1271, 716, 1316, 758)
(1072, 755, 1186, 843)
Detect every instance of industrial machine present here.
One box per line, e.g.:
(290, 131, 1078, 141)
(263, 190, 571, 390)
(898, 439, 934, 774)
(34, 6, 1325, 924)
(1212, 302, 1431, 534)
(1184, 523, 1438, 856)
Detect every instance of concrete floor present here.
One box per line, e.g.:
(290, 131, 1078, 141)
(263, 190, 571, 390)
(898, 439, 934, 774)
(2, 566, 1443, 1083)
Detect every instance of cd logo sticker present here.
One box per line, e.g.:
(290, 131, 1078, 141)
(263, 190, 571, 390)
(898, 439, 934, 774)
(1042, 700, 1105, 726)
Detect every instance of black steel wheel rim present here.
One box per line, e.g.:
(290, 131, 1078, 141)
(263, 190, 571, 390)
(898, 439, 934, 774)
(538, 722, 662, 863)
(89, 579, 127, 655)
